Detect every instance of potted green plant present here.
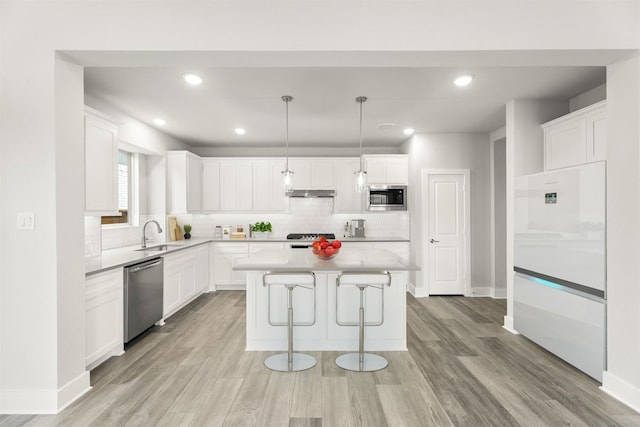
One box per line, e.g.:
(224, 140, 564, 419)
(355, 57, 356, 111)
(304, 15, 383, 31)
(251, 221, 272, 238)
(183, 224, 192, 239)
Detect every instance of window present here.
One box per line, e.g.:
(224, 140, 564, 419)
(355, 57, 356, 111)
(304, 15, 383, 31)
(101, 150, 133, 225)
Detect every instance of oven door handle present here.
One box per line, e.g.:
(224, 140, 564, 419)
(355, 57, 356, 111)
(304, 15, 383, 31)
(290, 244, 312, 249)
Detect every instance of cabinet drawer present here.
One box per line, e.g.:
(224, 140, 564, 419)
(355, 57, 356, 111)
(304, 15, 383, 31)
(213, 243, 249, 254)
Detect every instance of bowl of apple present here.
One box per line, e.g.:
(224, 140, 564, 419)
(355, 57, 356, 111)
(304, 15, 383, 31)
(311, 236, 342, 260)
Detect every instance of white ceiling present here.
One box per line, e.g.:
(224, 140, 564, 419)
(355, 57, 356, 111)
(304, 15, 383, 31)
(84, 65, 605, 148)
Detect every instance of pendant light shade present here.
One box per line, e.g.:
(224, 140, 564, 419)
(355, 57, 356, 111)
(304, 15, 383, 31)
(281, 95, 294, 191)
(354, 96, 368, 193)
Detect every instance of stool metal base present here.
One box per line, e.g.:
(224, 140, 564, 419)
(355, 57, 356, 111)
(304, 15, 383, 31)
(264, 353, 317, 372)
(335, 352, 388, 372)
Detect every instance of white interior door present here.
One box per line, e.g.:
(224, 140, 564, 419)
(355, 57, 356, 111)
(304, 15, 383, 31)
(425, 171, 469, 295)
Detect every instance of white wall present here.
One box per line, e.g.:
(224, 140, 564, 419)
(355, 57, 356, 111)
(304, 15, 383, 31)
(0, 0, 638, 414)
(503, 99, 568, 331)
(493, 138, 507, 293)
(602, 53, 640, 411)
(401, 133, 491, 295)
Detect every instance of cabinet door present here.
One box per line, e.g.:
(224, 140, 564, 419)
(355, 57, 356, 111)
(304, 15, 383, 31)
(334, 158, 363, 212)
(196, 245, 210, 292)
(587, 111, 607, 163)
(202, 160, 220, 211)
(544, 119, 587, 170)
(385, 158, 409, 184)
(85, 269, 123, 368)
(220, 162, 253, 211)
(163, 264, 182, 316)
(311, 160, 334, 188)
(236, 163, 253, 210)
(85, 115, 118, 212)
(252, 161, 271, 211)
(179, 261, 197, 301)
(187, 155, 203, 211)
(364, 158, 386, 184)
(289, 159, 312, 188)
(230, 253, 249, 285)
(269, 161, 288, 210)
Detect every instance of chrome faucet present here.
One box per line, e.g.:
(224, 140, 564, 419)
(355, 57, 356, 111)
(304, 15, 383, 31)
(141, 220, 163, 248)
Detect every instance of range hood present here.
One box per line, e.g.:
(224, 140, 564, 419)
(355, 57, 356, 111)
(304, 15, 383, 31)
(285, 189, 335, 198)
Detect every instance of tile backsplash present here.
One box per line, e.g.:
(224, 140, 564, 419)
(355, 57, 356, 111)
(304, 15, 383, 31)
(85, 214, 165, 257)
(86, 199, 409, 256)
(173, 198, 410, 240)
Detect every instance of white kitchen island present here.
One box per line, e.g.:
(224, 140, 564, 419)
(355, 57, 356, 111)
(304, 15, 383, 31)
(234, 247, 417, 352)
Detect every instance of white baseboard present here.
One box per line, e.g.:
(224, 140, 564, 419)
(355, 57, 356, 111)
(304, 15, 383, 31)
(214, 284, 246, 291)
(0, 371, 91, 414)
(602, 371, 640, 413)
(470, 286, 492, 297)
(503, 315, 519, 335)
(408, 282, 428, 298)
(492, 288, 507, 299)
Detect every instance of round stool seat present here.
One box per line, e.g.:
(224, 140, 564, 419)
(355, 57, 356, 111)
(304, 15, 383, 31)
(265, 352, 316, 372)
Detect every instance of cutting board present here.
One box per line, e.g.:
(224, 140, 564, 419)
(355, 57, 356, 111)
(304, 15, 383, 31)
(168, 217, 178, 241)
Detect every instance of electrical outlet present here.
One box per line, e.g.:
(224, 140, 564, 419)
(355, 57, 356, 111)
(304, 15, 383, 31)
(17, 212, 35, 230)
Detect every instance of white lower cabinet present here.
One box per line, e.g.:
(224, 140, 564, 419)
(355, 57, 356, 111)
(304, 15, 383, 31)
(212, 243, 249, 290)
(85, 268, 124, 369)
(163, 246, 208, 318)
(212, 242, 286, 290)
(196, 244, 210, 292)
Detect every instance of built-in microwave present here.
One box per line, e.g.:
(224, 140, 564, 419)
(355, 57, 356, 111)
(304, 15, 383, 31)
(366, 185, 407, 211)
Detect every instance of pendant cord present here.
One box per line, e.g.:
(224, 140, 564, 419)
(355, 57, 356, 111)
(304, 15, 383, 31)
(285, 98, 289, 170)
(359, 98, 363, 170)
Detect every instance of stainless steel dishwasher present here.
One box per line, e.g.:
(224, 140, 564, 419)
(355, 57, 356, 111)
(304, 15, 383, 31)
(124, 258, 164, 343)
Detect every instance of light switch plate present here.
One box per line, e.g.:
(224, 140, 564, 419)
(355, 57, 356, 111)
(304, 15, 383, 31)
(17, 212, 35, 230)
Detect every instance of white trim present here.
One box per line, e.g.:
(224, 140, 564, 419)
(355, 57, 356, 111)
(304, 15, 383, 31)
(408, 282, 429, 298)
(57, 372, 92, 413)
(601, 371, 640, 413)
(421, 168, 471, 296)
(492, 288, 507, 299)
(0, 371, 91, 414)
(503, 315, 519, 334)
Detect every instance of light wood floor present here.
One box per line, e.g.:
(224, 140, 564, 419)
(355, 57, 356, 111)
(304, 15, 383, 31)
(2, 291, 639, 427)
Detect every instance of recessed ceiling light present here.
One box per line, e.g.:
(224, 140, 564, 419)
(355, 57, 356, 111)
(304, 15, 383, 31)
(403, 128, 415, 135)
(153, 118, 167, 126)
(454, 74, 474, 87)
(182, 73, 203, 86)
(234, 128, 246, 135)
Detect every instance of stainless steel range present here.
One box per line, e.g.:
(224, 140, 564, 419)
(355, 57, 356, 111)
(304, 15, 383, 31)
(287, 233, 336, 248)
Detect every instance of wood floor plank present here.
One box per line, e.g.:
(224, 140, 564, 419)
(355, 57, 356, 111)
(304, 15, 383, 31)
(321, 377, 354, 427)
(290, 359, 323, 418)
(255, 372, 297, 427)
(345, 371, 388, 427)
(188, 378, 244, 427)
(156, 412, 195, 427)
(9, 292, 639, 427)
(377, 384, 422, 427)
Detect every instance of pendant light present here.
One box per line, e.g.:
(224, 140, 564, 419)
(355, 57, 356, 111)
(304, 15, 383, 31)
(281, 95, 294, 191)
(354, 96, 368, 193)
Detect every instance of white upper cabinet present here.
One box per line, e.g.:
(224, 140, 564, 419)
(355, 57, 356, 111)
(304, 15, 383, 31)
(85, 108, 119, 213)
(220, 160, 253, 211)
(288, 158, 335, 188)
(364, 155, 409, 184)
(202, 159, 221, 211)
(167, 151, 203, 213)
(334, 158, 363, 212)
(253, 160, 287, 211)
(543, 101, 606, 171)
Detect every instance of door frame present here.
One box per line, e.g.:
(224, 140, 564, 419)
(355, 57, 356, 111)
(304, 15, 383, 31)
(421, 169, 471, 296)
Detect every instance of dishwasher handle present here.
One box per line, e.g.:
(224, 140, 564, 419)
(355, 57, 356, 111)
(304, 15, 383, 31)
(127, 259, 163, 273)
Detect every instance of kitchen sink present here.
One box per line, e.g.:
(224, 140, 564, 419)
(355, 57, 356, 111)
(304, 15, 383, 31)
(136, 244, 178, 252)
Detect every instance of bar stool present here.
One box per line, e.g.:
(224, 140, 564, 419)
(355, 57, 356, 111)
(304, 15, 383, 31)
(263, 271, 317, 372)
(335, 271, 392, 372)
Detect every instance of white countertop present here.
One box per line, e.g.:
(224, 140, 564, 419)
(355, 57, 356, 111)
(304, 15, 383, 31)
(86, 236, 411, 276)
(233, 247, 418, 272)
(85, 238, 211, 276)
(210, 236, 410, 243)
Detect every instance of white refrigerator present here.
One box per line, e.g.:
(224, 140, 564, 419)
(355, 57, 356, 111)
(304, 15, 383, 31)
(514, 161, 605, 381)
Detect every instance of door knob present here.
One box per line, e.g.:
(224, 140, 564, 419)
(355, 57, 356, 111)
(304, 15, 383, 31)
(430, 238, 440, 243)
